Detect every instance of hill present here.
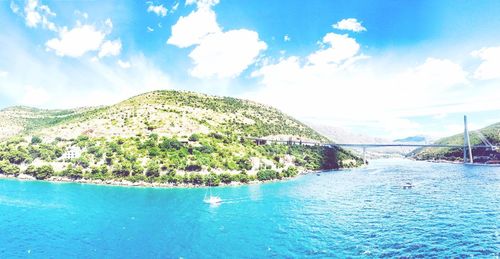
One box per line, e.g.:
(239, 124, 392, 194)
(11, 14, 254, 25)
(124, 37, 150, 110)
(0, 90, 362, 186)
(411, 122, 500, 162)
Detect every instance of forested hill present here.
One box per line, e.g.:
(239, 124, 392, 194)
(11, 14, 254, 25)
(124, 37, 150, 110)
(411, 122, 500, 162)
(0, 90, 362, 185)
(0, 90, 326, 142)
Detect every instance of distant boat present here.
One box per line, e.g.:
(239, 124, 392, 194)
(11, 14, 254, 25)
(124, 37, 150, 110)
(402, 182, 413, 189)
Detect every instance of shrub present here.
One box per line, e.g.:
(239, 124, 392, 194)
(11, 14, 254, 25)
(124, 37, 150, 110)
(205, 172, 220, 186)
(34, 165, 54, 180)
(256, 169, 279, 181)
(283, 166, 298, 178)
(0, 161, 20, 176)
(146, 160, 160, 178)
(189, 173, 204, 185)
(238, 172, 249, 183)
(31, 136, 42, 144)
(188, 133, 200, 142)
(132, 163, 144, 176)
(219, 172, 232, 184)
(185, 164, 202, 172)
(63, 165, 83, 179)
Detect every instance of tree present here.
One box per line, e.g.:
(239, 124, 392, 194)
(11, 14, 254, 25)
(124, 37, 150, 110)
(159, 138, 182, 151)
(188, 133, 200, 142)
(219, 172, 232, 184)
(63, 165, 83, 179)
(146, 160, 160, 178)
(132, 162, 144, 176)
(236, 157, 252, 170)
(34, 165, 54, 180)
(31, 136, 42, 144)
(205, 172, 220, 186)
(257, 169, 278, 181)
(238, 172, 249, 183)
(283, 166, 298, 178)
(5, 149, 30, 164)
(0, 161, 20, 176)
(113, 162, 132, 177)
(185, 163, 202, 172)
(189, 173, 204, 185)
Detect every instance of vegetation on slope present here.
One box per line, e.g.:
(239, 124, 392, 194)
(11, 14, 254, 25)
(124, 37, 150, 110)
(411, 122, 500, 162)
(0, 90, 362, 186)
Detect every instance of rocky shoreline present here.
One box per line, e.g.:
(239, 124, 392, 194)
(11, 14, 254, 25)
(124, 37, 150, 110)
(0, 170, 321, 189)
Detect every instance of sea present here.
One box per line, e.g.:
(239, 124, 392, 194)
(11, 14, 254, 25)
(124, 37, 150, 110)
(0, 159, 499, 258)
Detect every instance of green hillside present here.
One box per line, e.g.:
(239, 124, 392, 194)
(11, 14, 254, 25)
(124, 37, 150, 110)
(0, 90, 362, 186)
(411, 122, 500, 162)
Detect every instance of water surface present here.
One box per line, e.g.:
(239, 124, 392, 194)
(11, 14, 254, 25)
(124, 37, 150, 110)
(0, 159, 499, 258)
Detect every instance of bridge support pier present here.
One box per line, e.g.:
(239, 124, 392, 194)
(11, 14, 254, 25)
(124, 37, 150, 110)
(362, 147, 367, 165)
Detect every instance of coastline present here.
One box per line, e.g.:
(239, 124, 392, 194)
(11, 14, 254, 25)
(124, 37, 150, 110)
(0, 169, 328, 189)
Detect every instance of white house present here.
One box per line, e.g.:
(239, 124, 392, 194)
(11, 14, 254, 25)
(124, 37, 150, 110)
(61, 146, 82, 160)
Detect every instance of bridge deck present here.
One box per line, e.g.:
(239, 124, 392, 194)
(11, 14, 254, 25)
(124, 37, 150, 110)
(247, 138, 492, 149)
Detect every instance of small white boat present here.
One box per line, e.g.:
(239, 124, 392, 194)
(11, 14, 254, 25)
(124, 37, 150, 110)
(204, 196, 222, 204)
(204, 181, 222, 204)
(402, 182, 413, 189)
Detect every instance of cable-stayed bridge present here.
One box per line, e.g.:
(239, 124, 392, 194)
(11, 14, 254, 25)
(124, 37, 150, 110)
(250, 116, 498, 165)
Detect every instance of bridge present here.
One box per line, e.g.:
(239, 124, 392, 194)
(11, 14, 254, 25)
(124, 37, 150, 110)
(250, 116, 497, 165)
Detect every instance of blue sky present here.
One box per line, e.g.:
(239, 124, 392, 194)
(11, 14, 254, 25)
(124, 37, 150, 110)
(1, 0, 500, 139)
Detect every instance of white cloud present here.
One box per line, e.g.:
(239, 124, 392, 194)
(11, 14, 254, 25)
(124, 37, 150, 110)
(307, 33, 360, 65)
(332, 18, 366, 32)
(186, 0, 219, 8)
(171, 2, 179, 13)
(471, 46, 500, 80)
(147, 3, 168, 17)
(98, 40, 122, 58)
(12, 0, 58, 31)
(74, 10, 89, 20)
(284, 35, 291, 42)
(168, 1, 266, 78)
(0, 43, 171, 109)
(243, 28, 478, 139)
(10, 1, 20, 14)
(409, 58, 468, 87)
(46, 20, 121, 59)
(189, 29, 267, 78)
(46, 25, 106, 57)
(117, 60, 131, 69)
(167, 8, 221, 48)
(147, 26, 154, 32)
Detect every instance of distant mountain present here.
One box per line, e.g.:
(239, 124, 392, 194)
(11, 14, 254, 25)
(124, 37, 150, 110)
(308, 124, 390, 144)
(308, 124, 415, 158)
(394, 135, 432, 143)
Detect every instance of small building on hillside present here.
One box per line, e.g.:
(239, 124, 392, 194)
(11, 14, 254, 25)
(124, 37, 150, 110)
(61, 146, 82, 160)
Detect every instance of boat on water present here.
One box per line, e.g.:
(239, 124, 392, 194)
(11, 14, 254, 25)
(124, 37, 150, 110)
(204, 180, 222, 204)
(204, 196, 222, 204)
(402, 182, 413, 189)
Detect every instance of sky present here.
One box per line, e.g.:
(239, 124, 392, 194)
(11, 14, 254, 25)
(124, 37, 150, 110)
(1, 0, 500, 140)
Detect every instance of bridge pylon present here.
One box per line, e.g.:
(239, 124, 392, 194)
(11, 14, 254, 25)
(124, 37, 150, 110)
(463, 115, 473, 164)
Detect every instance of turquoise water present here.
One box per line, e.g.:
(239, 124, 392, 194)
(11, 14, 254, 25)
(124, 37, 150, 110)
(0, 159, 499, 258)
